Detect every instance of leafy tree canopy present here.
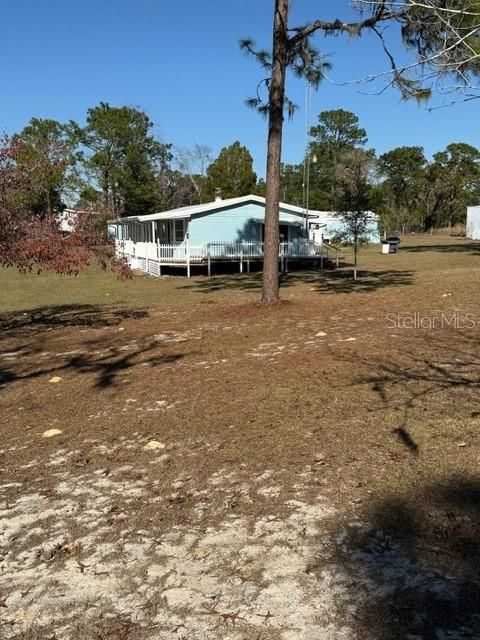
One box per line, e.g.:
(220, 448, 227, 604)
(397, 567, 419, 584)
(423, 142, 480, 227)
(310, 109, 368, 151)
(276, 109, 370, 211)
(377, 146, 428, 230)
(13, 118, 81, 218)
(82, 102, 172, 217)
(204, 141, 257, 200)
(332, 147, 377, 279)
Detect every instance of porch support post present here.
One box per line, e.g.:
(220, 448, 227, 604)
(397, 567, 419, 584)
(285, 256, 288, 273)
(207, 251, 211, 277)
(247, 259, 250, 274)
(239, 246, 243, 274)
(186, 238, 191, 278)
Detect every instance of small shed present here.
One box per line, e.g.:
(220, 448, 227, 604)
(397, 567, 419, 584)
(308, 211, 380, 244)
(466, 206, 480, 240)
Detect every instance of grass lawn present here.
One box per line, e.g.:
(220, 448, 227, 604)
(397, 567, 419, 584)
(1, 235, 480, 639)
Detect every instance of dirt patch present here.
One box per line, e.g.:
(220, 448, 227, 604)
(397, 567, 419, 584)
(1, 236, 480, 638)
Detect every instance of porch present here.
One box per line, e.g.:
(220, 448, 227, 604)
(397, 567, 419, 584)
(115, 239, 340, 277)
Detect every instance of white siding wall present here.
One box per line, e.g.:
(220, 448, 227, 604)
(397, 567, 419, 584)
(466, 206, 480, 240)
(308, 212, 380, 243)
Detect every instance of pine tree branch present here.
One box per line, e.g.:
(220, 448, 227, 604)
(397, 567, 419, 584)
(287, 8, 407, 47)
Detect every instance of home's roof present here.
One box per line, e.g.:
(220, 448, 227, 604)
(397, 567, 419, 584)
(62, 208, 102, 215)
(108, 194, 319, 224)
(308, 210, 378, 222)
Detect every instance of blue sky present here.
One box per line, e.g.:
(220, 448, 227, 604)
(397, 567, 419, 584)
(2, 0, 479, 177)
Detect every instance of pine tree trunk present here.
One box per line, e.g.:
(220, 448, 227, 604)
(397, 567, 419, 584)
(262, 0, 289, 305)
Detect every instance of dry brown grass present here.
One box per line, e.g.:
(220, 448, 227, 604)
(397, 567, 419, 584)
(1, 234, 480, 639)
(430, 224, 466, 236)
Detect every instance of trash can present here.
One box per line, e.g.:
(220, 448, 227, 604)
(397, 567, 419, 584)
(386, 236, 401, 253)
(381, 236, 401, 254)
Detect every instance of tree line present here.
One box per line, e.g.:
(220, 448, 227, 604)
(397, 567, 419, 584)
(3, 103, 258, 221)
(271, 108, 480, 234)
(6, 102, 479, 236)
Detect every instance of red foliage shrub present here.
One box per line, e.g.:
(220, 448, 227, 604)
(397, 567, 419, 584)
(0, 134, 131, 279)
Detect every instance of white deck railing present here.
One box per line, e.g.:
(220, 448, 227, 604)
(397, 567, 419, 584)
(114, 239, 342, 276)
(115, 239, 323, 263)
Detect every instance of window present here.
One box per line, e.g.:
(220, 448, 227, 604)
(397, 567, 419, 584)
(174, 220, 184, 242)
(157, 222, 169, 243)
(152, 220, 185, 243)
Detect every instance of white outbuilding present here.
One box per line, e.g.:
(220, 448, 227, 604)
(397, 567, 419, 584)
(466, 206, 480, 240)
(308, 211, 380, 244)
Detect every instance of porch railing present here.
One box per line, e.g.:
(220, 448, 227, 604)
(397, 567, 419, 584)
(115, 239, 339, 265)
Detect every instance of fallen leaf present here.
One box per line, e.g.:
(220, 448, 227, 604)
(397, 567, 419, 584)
(144, 440, 166, 451)
(49, 376, 62, 384)
(316, 331, 327, 337)
(42, 429, 63, 438)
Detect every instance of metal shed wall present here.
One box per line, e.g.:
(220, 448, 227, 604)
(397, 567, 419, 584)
(466, 206, 480, 240)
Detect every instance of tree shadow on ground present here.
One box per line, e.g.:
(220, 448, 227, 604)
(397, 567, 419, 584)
(353, 330, 480, 422)
(329, 477, 480, 639)
(401, 241, 480, 255)
(64, 343, 186, 389)
(0, 304, 148, 337)
(0, 340, 187, 390)
(306, 328, 480, 637)
(0, 335, 188, 391)
(179, 268, 415, 295)
(284, 268, 415, 294)
(324, 331, 480, 637)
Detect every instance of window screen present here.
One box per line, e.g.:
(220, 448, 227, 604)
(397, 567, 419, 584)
(174, 220, 184, 242)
